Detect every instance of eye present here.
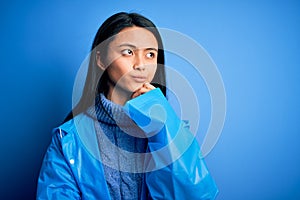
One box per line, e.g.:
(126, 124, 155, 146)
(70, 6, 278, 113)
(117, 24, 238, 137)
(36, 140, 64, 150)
(121, 49, 133, 56)
(146, 52, 156, 59)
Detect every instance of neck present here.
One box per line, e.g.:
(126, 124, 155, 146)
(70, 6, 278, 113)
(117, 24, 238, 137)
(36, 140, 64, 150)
(106, 83, 132, 105)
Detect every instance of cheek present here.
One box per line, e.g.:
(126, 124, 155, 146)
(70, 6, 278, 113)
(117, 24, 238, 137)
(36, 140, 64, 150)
(148, 65, 157, 80)
(107, 60, 132, 82)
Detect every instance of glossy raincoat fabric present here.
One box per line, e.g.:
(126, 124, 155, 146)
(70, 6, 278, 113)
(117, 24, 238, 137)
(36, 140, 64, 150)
(37, 88, 218, 199)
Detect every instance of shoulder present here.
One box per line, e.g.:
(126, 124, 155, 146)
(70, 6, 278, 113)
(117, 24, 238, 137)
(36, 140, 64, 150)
(52, 113, 94, 139)
(51, 113, 101, 161)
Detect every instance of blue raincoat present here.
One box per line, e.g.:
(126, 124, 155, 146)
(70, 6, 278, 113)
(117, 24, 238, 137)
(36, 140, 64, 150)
(37, 88, 218, 199)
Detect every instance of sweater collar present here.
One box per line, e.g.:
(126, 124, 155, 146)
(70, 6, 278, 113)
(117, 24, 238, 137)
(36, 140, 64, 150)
(85, 94, 146, 138)
(85, 93, 125, 124)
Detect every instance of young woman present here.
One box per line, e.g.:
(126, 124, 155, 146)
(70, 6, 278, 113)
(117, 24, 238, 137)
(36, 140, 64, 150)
(37, 12, 218, 199)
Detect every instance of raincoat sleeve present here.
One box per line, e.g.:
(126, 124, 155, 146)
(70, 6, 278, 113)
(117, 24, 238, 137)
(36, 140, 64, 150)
(124, 88, 218, 200)
(37, 129, 81, 200)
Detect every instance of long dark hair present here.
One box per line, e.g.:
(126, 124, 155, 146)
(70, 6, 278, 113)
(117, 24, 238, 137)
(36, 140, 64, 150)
(64, 12, 166, 122)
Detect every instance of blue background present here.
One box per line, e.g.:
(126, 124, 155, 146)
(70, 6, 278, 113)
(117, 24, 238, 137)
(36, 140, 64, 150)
(1, 0, 299, 199)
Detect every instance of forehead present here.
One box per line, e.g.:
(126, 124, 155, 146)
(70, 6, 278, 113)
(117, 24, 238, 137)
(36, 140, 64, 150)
(109, 26, 158, 48)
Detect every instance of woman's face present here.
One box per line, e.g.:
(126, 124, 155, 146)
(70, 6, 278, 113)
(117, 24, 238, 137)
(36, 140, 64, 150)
(99, 26, 158, 95)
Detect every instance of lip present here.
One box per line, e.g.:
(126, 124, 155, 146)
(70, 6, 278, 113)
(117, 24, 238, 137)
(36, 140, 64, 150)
(131, 75, 147, 83)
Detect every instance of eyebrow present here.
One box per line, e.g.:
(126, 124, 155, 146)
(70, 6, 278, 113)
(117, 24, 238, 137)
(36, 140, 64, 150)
(118, 43, 158, 52)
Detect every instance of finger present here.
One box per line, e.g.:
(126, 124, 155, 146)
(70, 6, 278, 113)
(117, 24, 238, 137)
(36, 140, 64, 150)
(143, 82, 156, 90)
(131, 88, 149, 98)
(131, 86, 153, 99)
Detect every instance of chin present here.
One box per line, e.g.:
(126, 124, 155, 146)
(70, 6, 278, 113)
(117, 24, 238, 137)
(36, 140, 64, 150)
(114, 82, 142, 94)
(127, 83, 143, 92)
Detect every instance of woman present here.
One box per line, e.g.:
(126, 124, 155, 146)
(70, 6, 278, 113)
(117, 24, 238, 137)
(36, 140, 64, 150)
(37, 12, 218, 199)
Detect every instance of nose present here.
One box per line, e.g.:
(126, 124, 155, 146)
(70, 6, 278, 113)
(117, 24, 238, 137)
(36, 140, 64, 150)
(133, 53, 145, 71)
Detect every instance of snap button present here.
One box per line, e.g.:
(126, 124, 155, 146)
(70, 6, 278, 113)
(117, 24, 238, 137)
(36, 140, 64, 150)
(69, 159, 75, 165)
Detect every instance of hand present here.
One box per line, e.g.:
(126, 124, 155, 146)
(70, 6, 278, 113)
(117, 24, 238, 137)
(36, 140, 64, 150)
(131, 82, 156, 99)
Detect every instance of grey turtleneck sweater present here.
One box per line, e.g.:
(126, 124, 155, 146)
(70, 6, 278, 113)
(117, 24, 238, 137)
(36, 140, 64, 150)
(87, 93, 148, 200)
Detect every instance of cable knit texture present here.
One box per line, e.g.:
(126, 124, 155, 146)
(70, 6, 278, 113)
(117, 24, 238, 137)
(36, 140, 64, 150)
(86, 93, 148, 200)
